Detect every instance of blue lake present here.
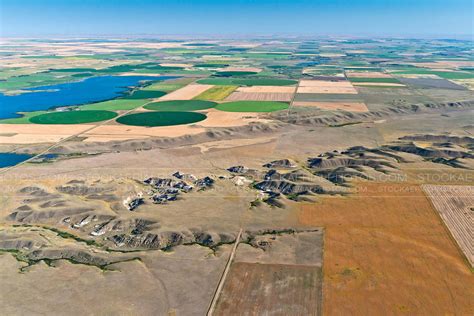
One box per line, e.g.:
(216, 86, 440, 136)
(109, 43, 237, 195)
(0, 75, 177, 119)
(0, 153, 34, 168)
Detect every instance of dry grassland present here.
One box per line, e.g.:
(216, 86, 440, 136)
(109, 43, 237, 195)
(0, 124, 93, 144)
(297, 182, 474, 315)
(82, 124, 205, 142)
(193, 136, 276, 153)
(454, 79, 474, 90)
(292, 101, 368, 112)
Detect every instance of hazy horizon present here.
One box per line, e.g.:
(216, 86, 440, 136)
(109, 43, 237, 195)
(1, 0, 472, 38)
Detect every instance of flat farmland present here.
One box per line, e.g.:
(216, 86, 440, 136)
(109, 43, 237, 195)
(422, 185, 474, 267)
(226, 92, 293, 101)
(345, 71, 393, 78)
(157, 84, 214, 100)
(297, 80, 358, 94)
(214, 230, 324, 315)
(297, 182, 474, 315)
(193, 85, 237, 101)
(352, 82, 406, 87)
(293, 93, 363, 102)
(213, 262, 322, 316)
(235, 85, 296, 93)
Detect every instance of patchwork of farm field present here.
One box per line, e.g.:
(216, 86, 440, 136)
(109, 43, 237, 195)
(214, 230, 324, 315)
(1, 37, 474, 315)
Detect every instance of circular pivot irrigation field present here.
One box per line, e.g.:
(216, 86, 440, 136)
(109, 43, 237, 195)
(116, 111, 207, 127)
(216, 101, 289, 112)
(144, 100, 217, 111)
(29, 110, 118, 124)
(215, 71, 258, 77)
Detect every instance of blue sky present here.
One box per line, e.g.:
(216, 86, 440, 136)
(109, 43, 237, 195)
(1, 0, 472, 37)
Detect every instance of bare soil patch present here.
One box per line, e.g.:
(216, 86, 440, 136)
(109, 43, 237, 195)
(298, 80, 358, 94)
(213, 262, 321, 316)
(0, 124, 93, 144)
(292, 101, 368, 112)
(197, 109, 270, 127)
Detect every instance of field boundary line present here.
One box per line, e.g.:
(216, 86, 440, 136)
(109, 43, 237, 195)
(207, 227, 243, 316)
(421, 184, 474, 269)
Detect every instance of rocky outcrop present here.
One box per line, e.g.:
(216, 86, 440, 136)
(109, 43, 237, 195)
(263, 159, 297, 169)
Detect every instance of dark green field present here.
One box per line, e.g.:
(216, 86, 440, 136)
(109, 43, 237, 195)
(194, 63, 229, 68)
(144, 100, 217, 111)
(124, 90, 167, 99)
(216, 101, 289, 112)
(29, 110, 117, 124)
(215, 71, 258, 77)
(116, 111, 207, 126)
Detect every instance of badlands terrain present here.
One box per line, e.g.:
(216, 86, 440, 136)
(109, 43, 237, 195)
(0, 37, 473, 315)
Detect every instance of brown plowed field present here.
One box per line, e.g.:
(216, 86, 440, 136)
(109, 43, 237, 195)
(213, 262, 322, 316)
(297, 182, 474, 315)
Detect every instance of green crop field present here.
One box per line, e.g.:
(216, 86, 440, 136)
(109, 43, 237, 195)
(216, 101, 289, 112)
(81, 99, 148, 111)
(193, 86, 237, 101)
(0, 73, 78, 91)
(124, 90, 166, 99)
(390, 69, 474, 79)
(215, 71, 258, 77)
(0, 111, 48, 124)
(116, 111, 207, 126)
(197, 78, 297, 86)
(144, 100, 217, 111)
(29, 110, 118, 124)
